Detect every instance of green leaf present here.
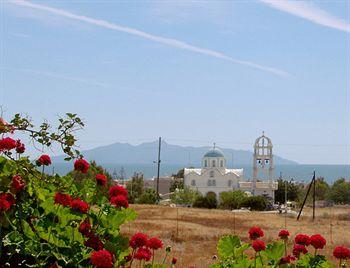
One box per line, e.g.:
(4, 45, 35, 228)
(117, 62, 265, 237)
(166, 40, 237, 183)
(217, 235, 241, 259)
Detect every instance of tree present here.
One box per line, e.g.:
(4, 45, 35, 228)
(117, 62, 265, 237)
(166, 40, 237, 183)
(327, 178, 350, 204)
(193, 194, 217, 209)
(314, 177, 330, 200)
(219, 190, 247, 210)
(171, 186, 199, 205)
(275, 179, 301, 204)
(126, 172, 144, 203)
(241, 196, 267, 211)
(137, 188, 158, 204)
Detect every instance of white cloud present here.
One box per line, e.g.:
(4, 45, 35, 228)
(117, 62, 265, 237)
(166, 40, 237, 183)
(7, 0, 290, 77)
(260, 0, 350, 33)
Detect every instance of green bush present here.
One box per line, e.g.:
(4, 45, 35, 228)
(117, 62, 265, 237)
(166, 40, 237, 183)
(219, 190, 247, 210)
(193, 195, 217, 209)
(171, 186, 200, 205)
(137, 188, 157, 204)
(241, 195, 267, 211)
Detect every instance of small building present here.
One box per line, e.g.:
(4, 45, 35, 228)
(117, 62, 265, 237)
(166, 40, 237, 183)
(144, 176, 173, 196)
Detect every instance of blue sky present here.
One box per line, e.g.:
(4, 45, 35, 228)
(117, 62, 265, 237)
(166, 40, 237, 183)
(0, 0, 349, 164)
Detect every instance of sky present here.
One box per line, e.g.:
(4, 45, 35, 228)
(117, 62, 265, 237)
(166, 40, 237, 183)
(0, 0, 349, 165)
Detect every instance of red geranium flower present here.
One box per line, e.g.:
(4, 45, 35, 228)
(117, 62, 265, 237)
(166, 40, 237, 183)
(129, 233, 148, 249)
(15, 140, 25, 154)
(280, 255, 296, 264)
(74, 159, 90, 173)
(252, 239, 266, 252)
(310, 234, 326, 249)
(110, 195, 128, 209)
(12, 175, 26, 192)
(333, 246, 350, 260)
(293, 244, 308, 258)
(91, 250, 113, 268)
(0, 137, 16, 151)
(172, 257, 178, 265)
(95, 174, 107, 187)
(278, 229, 290, 240)
(294, 234, 310, 246)
(0, 193, 15, 212)
(134, 247, 152, 261)
(54, 193, 72, 207)
(85, 233, 104, 250)
(71, 198, 89, 213)
(79, 218, 91, 237)
(248, 226, 264, 240)
(109, 185, 128, 198)
(37, 154, 51, 166)
(147, 237, 163, 250)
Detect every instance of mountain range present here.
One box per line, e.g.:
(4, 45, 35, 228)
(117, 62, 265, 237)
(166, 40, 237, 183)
(53, 140, 298, 165)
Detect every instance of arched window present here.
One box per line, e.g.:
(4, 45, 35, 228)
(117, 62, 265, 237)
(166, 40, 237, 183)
(191, 180, 196, 186)
(209, 171, 214, 178)
(212, 160, 216, 167)
(204, 160, 207, 167)
(220, 160, 224, 167)
(207, 180, 212, 186)
(212, 180, 216, 186)
(228, 180, 232, 187)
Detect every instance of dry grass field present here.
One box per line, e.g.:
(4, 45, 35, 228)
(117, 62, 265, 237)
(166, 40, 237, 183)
(121, 205, 350, 267)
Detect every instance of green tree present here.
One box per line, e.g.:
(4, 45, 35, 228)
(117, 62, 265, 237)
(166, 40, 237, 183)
(137, 188, 158, 204)
(193, 194, 217, 209)
(314, 177, 330, 200)
(241, 196, 267, 211)
(171, 186, 199, 205)
(219, 190, 247, 210)
(275, 179, 301, 204)
(327, 178, 350, 204)
(126, 172, 144, 203)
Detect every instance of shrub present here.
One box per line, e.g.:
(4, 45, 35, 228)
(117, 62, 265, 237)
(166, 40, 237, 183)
(171, 186, 200, 205)
(241, 195, 267, 211)
(193, 195, 217, 209)
(219, 190, 247, 210)
(137, 188, 158, 204)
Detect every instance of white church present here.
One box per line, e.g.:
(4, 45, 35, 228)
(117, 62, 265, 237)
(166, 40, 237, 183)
(184, 133, 278, 201)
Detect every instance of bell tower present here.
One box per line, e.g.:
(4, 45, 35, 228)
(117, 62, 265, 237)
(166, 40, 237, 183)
(252, 132, 274, 195)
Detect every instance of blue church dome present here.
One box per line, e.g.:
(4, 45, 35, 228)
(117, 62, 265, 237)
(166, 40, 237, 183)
(204, 149, 224, 158)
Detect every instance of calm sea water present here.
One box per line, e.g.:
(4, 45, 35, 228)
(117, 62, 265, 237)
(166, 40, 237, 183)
(50, 163, 349, 184)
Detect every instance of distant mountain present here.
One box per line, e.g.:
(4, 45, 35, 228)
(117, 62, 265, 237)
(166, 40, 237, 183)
(53, 140, 298, 165)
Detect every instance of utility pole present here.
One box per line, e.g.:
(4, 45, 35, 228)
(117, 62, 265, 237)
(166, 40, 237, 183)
(155, 137, 162, 198)
(313, 170, 316, 220)
(297, 171, 316, 221)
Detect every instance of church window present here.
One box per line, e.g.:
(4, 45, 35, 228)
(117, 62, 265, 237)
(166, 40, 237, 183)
(212, 160, 216, 167)
(207, 180, 211, 186)
(228, 180, 232, 187)
(191, 180, 196, 186)
(209, 171, 214, 178)
(220, 160, 224, 167)
(212, 180, 216, 186)
(204, 160, 207, 167)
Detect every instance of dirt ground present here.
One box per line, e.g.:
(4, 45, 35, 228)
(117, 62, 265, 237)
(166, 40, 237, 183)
(120, 204, 350, 267)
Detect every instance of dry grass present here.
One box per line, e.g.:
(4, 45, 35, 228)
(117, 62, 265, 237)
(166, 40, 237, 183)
(121, 205, 350, 267)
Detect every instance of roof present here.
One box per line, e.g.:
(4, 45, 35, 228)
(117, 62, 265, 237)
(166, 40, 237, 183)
(203, 148, 224, 158)
(184, 168, 243, 177)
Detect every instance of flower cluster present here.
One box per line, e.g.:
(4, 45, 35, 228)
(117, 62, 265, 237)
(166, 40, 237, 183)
(109, 185, 128, 209)
(333, 246, 350, 260)
(248, 226, 264, 240)
(12, 175, 26, 193)
(0, 137, 17, 152)
(74, 158, 90, 173)
(95, 173, 107, 187)
(70, 198, 89, 214)
(37, 154, 52, 166)
(91, 250, 114, 268)
(0, 192, 15, 212)
(292, 233, 326, 258)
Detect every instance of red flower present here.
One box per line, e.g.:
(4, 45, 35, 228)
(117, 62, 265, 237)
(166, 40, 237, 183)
(0, 137, 16, 151)
(310, 234, 326, 249)
(134, 247, 152, 261)
(49, 263, 58, 268)
(248, 226, 264, 240)
(78, 218, 91, 237)
(85, 233, 104, 250)
(110, 195, 128, 209)
(147, 237, 163, 250)
(109, 185, 128, 198)
(333, 246, 350, 260)
(252, 239, 266, 252)
(54, 193, 72, 207)
(15, 140, 25, 154)
(280, 255, 296, 264)
(74, 159, 90, 173)
(0, 193, 15, 212)
(293, 244, 308, 258)
(278, 229, 290, 240)
(91, 250, 113, 268)
(12, 175, 26, 192)
(172, 257, 178, 265)
(129, 233, 148, 249)
(294, 234, 310, 246)
(71, 198, 89, 213)
(37, 154, 51, 166)
(96, 174, 107, 187)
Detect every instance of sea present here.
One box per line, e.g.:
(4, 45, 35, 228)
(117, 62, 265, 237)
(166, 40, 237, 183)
(50, 163, 349, 184)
